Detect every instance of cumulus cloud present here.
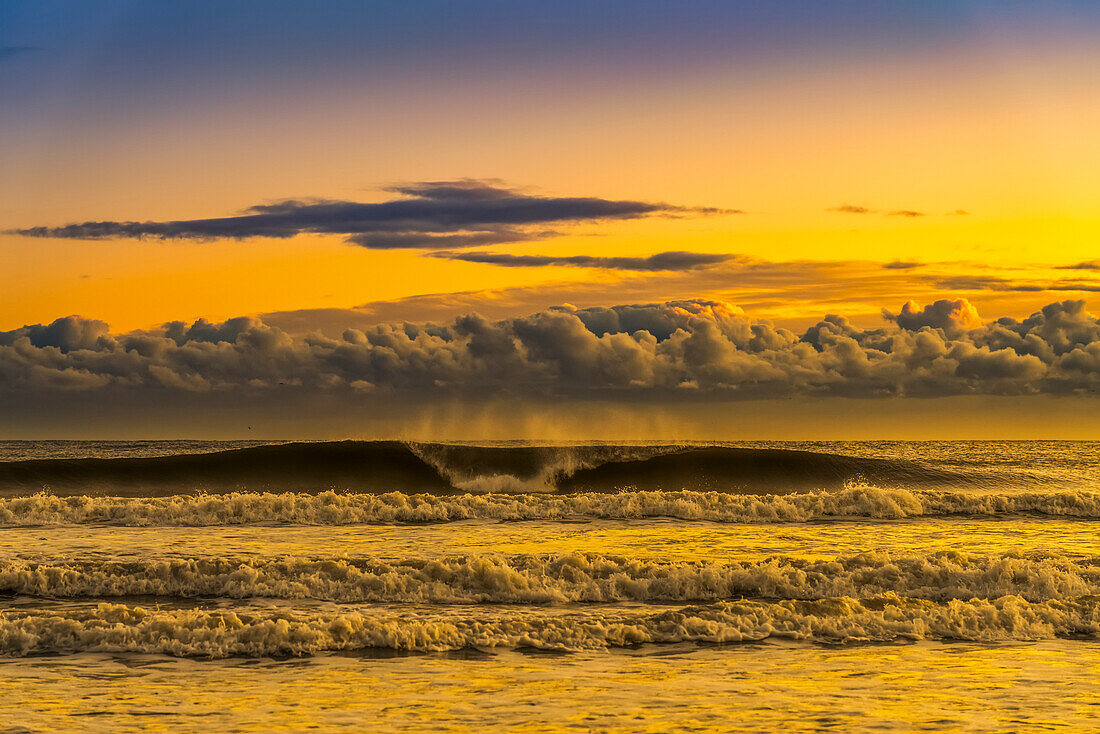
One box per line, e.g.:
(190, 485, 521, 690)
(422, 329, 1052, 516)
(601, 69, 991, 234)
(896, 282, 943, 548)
(884, 299, 983, 337)
(0, 315, 111, 352)
(3, 299, 1100, 400)
(9, 180, 735, 249)
(431, 250, 738, 272)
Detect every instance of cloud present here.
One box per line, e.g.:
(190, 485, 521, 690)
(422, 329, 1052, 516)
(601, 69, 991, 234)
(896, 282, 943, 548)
(344, 229, 547, 249)
(829, 206, 931, 218)
(1060, 261, 1100, 271)
(258, 253, 1098, 338)
(260, 256, 927, 334)
(9, 180, 735, 249)
(935, 276, 1100, 293)
(431, 250, 739, 272)
(883, 261, 921, 270)
(884, 299, 982, 337)
(4, 299, 1099, 401)
(934, 276, 1043, 292)
(0, 315, 111, 352)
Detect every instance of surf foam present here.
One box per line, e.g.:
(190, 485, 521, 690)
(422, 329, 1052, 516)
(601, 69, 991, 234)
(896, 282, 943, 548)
(3, 485, 1100, 526)
(2, 551, 1098, 604)
(3, 595, 1099, 657)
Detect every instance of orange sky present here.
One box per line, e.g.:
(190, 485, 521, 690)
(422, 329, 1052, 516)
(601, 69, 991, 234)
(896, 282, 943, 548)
(5, 3, 1100, 437)
(3, 5, 1100, 332)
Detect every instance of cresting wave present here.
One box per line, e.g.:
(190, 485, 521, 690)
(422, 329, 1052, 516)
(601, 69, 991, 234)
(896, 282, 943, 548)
(0, 440, 985, 496)
(2, 595, 1100, 657)
(3, 485, 1100, 526)
(2, 551, 1099, 604)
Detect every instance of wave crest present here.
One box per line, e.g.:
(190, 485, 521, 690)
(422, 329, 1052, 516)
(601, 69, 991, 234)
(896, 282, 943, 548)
(2, 551, 1098, 604)
(3, 595, 1099, 657)
(0, 441, 988, 496)
(3, 485, 1100, 526)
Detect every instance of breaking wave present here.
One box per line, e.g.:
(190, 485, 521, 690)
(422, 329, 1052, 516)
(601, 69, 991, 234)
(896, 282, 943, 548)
(3, 595, 1099, 657)
(2, 551, 1099, 604)
(0, 440, 988, 496)
(3, 485, 1100, 526)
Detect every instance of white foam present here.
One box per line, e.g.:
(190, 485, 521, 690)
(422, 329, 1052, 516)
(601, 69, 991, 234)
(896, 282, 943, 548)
(407, 443, 669, 493)
(4, 485, 1100, 526)
(3, 551, 1098, 604)
(451, 474, 557, 494)
(2, 595, 1099, 657)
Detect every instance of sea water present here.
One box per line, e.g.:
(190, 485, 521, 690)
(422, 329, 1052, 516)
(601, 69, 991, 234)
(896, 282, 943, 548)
(0, 440, 1098, 732)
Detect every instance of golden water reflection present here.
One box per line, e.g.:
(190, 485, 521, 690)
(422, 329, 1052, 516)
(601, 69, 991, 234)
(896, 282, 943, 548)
(1, 641, 1098, 732)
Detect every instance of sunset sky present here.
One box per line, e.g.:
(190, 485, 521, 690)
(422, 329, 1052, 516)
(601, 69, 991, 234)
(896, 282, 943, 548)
(4, 1, 1100, 437)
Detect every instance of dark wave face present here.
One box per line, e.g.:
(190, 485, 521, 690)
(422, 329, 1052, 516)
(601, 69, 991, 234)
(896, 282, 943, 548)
(0, 441, 451, 497)
(554, 447, 971, 493)
(0, 440, 1006, 497)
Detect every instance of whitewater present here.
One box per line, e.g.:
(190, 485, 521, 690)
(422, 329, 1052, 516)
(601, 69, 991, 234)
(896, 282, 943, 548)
(2, 439, 1099, 731)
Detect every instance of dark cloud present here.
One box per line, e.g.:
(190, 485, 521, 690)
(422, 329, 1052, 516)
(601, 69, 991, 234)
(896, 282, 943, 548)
(1060, 261, 1100, 271)
(883, 261, 921, 270)
(0, 315, 111, 352)
(1035, 280, 1100, 292)
(935, 276, 1100, 293)
(935, 276, 1042, 292)
(4, 299, 1099, 400)
(432, 250, 738, 272)
(829, 206, 932, 218)
(9, 181, 734, 249)
(345, 228, 544, 250)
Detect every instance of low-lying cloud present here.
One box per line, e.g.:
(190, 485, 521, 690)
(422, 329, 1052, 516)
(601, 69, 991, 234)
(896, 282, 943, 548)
(829, 205, 931, 218)
(1060, 261, 1100, 271)
(3, 299, 1099, 400)
(432, 251, 738, 271)
(936, 276, 1100, 293)
(9, 180, 733, 249)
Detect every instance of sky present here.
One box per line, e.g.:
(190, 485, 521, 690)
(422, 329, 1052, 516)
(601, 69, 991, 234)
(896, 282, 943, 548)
(3, 1, 1100, 437)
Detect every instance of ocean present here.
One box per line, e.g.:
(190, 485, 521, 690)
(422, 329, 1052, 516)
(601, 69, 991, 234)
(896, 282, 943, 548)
(1, 440, 1099, 732)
